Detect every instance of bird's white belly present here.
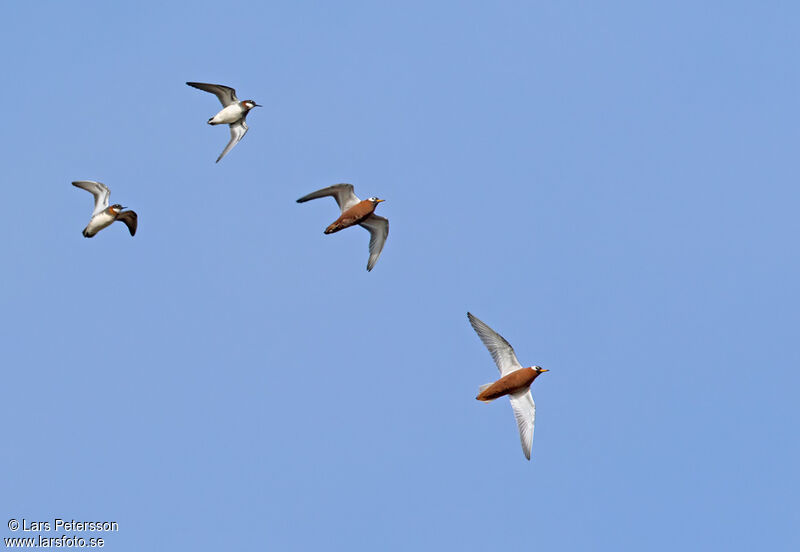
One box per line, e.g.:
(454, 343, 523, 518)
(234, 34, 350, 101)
(209, 104, 243, 125)
(85, 212, 115, 236)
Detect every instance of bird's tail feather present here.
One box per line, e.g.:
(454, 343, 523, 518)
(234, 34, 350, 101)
(476, 383, 496, 402)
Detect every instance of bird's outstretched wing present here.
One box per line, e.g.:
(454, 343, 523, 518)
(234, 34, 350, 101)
(359, 214, 388, 272)
(72, 180, 110, 216)
(296, 183, 361, 213)
(509, 390, 535, 460)
(115, 211, 138, 236)
(467, 312, 523, 376)
(216, 120, 248, 163)
(186, 82, 239, 107)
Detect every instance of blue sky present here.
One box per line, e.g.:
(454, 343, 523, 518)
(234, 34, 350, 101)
(2, 1, 799, 550)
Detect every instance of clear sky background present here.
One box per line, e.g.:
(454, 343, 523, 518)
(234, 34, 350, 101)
(1, 1, 798, 550)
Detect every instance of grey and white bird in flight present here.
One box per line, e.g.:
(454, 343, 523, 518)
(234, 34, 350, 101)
(468, 312, 549, 460)
(186, 82, 261, 163)
(297, 183, 389, 272)
(72, 180, 138, 238)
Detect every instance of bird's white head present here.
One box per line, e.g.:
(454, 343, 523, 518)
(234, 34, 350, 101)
(109, 204, 124, 214)
(533, 366, 548, 375)
(242, 100, 261, 110)
(368, 197, 385, 204)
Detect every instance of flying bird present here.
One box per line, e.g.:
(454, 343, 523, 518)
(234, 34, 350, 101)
(296, 183, 388, 271)
(468, 312, 548, 460)
(72, 180, 138, 238)
(186, 82, 261, 163)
